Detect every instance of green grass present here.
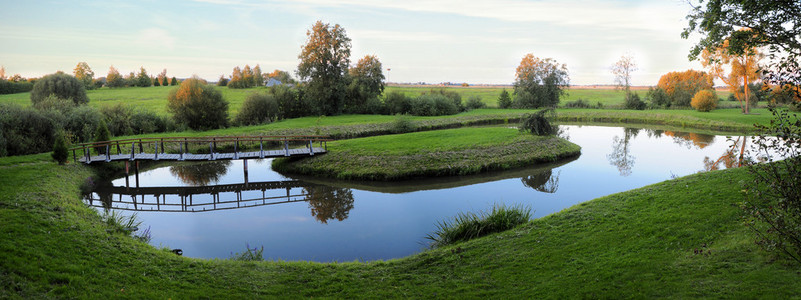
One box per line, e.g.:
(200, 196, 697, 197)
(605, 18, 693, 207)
(1, 151, 799, 297)
(426, 203, 532, 248)
(272, 127, 581, 180)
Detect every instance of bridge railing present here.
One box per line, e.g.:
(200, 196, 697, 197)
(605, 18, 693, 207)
(69, 135, 332, 164)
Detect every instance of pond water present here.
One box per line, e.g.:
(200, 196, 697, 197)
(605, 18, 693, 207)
(87, 125, 745, 262)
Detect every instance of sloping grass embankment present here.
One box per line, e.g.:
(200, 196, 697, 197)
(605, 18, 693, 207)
(1, 153, 800, 297)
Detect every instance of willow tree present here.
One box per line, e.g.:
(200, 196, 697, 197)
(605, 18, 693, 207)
(297, 21, 351, 115)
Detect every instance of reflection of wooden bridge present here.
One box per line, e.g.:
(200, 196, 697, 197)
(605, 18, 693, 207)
(88, 180, 318, 213)
(71, 135, 330, 164)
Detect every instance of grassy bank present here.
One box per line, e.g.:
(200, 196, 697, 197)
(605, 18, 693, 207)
(272, 127, 581, 180)
(1, 153, 799, 297)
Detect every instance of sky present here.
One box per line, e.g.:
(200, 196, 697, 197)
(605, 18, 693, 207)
(0, 0, 708, 85)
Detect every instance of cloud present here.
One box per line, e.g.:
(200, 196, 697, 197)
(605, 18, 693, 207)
(135, 28, 176, 50)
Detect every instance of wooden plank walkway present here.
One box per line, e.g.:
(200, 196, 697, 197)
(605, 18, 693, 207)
(78, 147, 326, 164)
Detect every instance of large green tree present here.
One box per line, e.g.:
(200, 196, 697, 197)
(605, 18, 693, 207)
(135, 67, 151, 87)
(683, 0, 800, 89)
(297, 20, 352, 115)
(513, 53, 569, 108)
(105, 66, 125, 88)
(346, 55, 385, 113)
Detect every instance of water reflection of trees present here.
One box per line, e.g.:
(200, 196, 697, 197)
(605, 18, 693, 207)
(304, 186, 355, 224)
(663, 131, 716, 149)
(607, 128, 640, 176)
(702, 136, 748, 171)
(521, 169, 560, 193)
(169, 161, 232, 186)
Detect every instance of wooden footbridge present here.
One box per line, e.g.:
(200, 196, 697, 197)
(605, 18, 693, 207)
(71, 135, 331, 164)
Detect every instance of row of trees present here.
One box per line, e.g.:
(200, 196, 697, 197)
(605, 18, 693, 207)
(104, 65, 177, 88)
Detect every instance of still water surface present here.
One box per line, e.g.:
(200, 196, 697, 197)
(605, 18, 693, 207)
(88, 125, 743, 262)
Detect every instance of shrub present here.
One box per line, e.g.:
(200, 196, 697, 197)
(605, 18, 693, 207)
(0, 79, 34, 95)
(129, 110, 171, 135)
(497, 89, 512, 108)
(230, 244, 264, 261)
(94, 120, 111, 154)
(691, 89, 718, 112)
(742, 108, 801, 264)
(65, 106, 103, 143)
(30, 72, 88, 106)
(167, 76, 229, 130)
(464, 95, 486, 110)
(563, 98, 592, 108)
(272, 85, 306, 119)
(519, 109, 556, 136)
(51, 131, 69, 164)
(624, 93, 646, 110)
(390, 114, 416, 134)
(0, 104, 57, 155)
(410, 94, 459, 116)
(235, 92, 279, 126)
(646, 87, 670, 108)
(426, 204, 531, 248)
(33, 94, 76, 112)
(384, 91, 412, 115)
(0, 129, 6, 157)
(657, 70, 714, 107)
(423, 88, 463, 111)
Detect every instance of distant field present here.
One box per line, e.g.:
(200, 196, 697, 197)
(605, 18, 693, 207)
(0, 85, 738, 114)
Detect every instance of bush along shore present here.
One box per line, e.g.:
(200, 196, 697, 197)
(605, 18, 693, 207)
(272, 127, 581, 181)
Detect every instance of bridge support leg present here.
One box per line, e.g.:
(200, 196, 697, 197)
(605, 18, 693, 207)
(285, 140, 289, 156)
(105, 145, 110, 162)
(243, 159, 249, 186)
(209, 142, 214, 160)
(130, 142, 136, 161)
(84, 148, 90, 164)
(234, 139, 238, 159)
(179, 143, 184, 161)
(309, 140, 314, 156)
(259, 139, 264, 158)
(155, 141, 159, 160)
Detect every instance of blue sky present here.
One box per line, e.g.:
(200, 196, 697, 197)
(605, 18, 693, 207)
(0, 0, 705, 85)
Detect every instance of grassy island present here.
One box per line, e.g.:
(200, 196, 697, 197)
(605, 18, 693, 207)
(272, 127, 581, 181)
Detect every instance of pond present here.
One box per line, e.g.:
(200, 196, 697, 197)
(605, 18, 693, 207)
(86, 125, 746, 262)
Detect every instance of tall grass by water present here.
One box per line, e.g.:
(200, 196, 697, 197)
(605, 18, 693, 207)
(426, 204, 532, 248)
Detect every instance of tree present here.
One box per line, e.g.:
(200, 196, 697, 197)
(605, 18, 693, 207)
(0, 65, 5, 80)
(268, 69, 296, 85)
(701, 35, 762, 114)
(346, 55, 385, 113)
(157, 69, 168, 86)
(611, 54, 637, 96)
(234, 92, 278, 126)
(228, 66, 245, 88)
(217, 75, 229, 86)
(297, 20, 352, 115)
(51, 130, 68, 164)
(94, 120, 111, 155)
(30, 72, 88, 106)
(73, 62, 95, 90)
(656, 70, 714, 107)
(242, 65, 255, 88)
(167, 76, 229, 130)
(135, 67, 151, 87)
(105, 66, 125, 88)
(253, 65, 264, 87)
(498, 89, 512, 108)
(170, 77, 177, 86)
(513, 53, 569, 108)
(683, 0, 800, 94)
(153, 76, 160, 87)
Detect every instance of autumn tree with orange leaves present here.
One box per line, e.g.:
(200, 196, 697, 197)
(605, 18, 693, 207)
(701, 34, 763, 114)
(656, 70, 714, 107)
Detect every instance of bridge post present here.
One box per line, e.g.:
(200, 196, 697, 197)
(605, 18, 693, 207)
(154, 141, 159, 160)
(179, 142, 184, 161)
(160, 138, 164, 154)
(105, 144, 110, 162)
(72, 149, 77, 164)
(184, 138, 188, 154)
(138, 139, 143, 153)
(84, 147, 90, 164)
(259, 138, 264, 158)
(284, 140, 289, 156)
(116, 141, 121, 155)
(234, 138, 239, 159)
(209, 142, 214, 160)
(309, 140, 314, 156)
(130, 142, 135, 161)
